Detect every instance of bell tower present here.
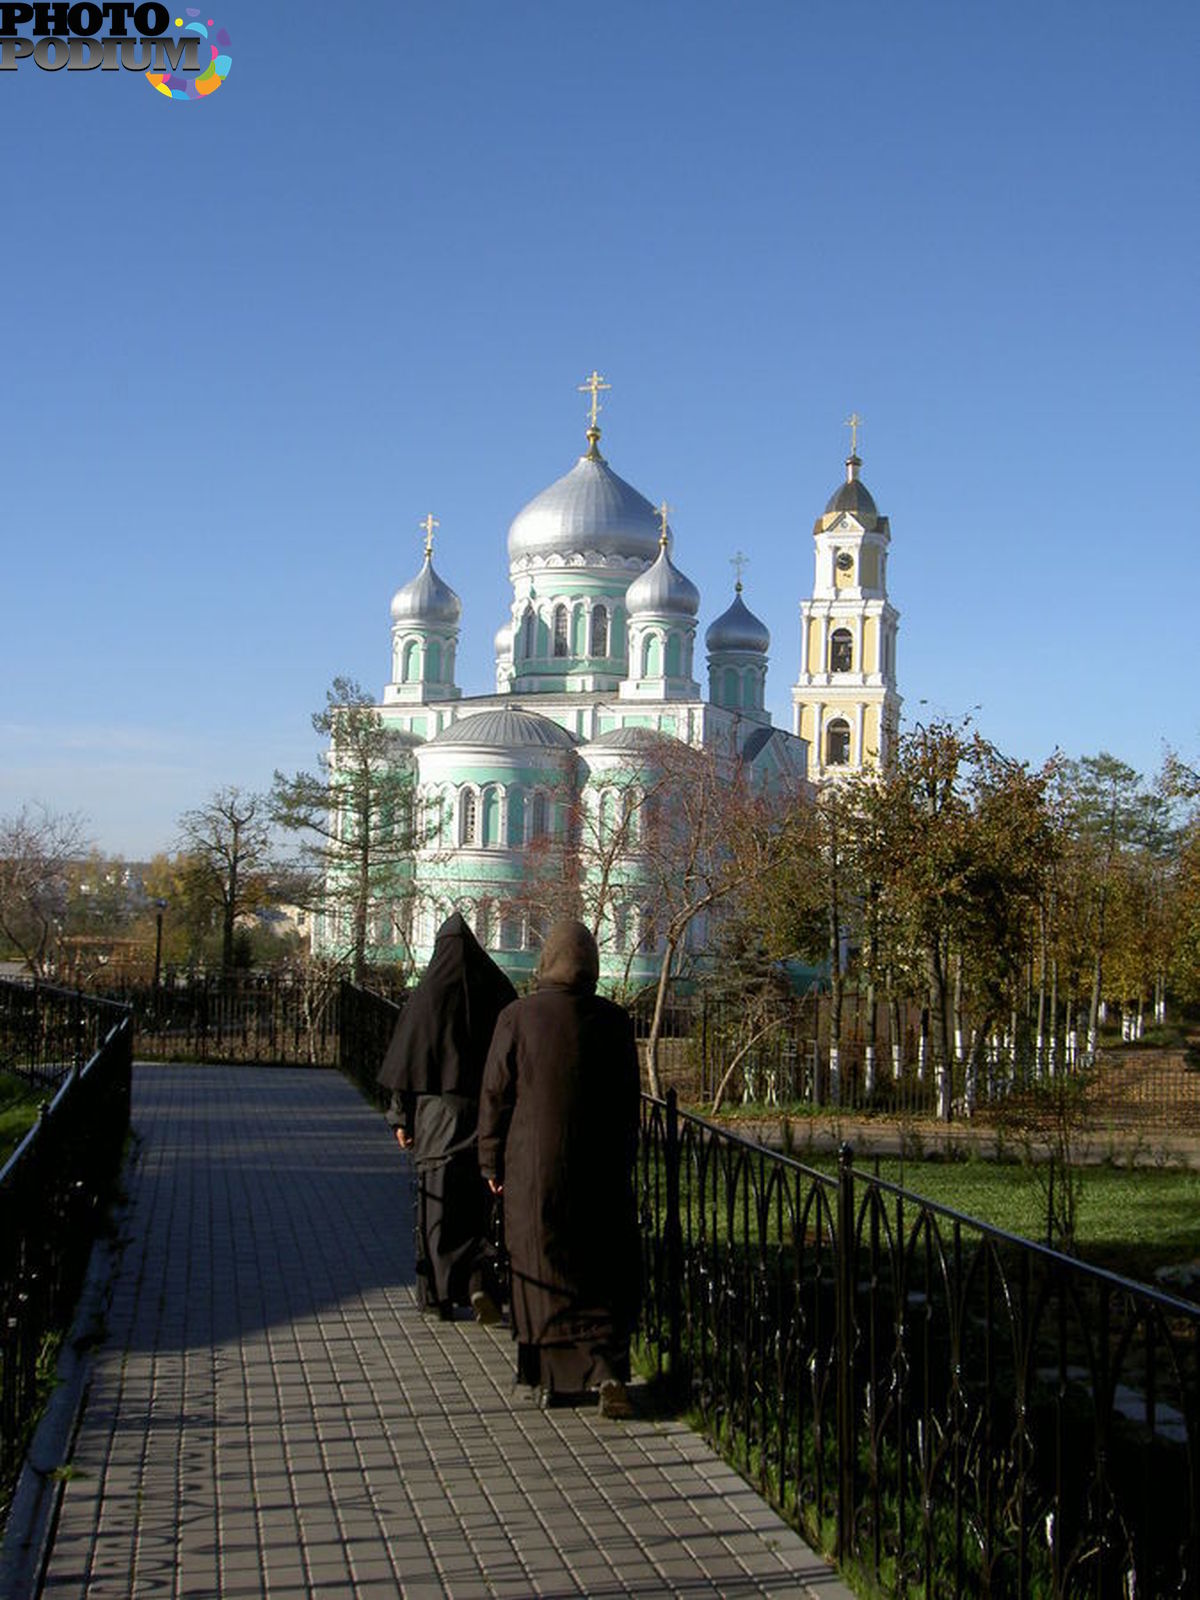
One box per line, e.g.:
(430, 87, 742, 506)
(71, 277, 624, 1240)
(792, 418, 900, 779)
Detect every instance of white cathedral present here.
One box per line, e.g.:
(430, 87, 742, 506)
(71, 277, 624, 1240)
(315, 379, 901, 986)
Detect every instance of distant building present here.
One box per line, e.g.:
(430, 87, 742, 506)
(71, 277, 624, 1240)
(315, 384, 900, 983)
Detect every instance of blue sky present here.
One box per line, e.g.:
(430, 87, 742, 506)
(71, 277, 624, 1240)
(2, 1, 1196, 856)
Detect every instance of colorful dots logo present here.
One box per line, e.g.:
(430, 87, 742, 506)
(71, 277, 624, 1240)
(146, 9, 230, 101)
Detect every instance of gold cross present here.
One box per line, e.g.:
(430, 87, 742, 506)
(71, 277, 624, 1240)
(657, 501, 672, 548)
(731, 550, 749, 590)
(844, 412, 863, 456)
(419, 513, 439, 557)
(578, 369, 611, 430)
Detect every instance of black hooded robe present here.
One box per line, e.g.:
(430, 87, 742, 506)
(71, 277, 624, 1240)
(478, 921, 641, 1394)
(378, 914, 516, 1311)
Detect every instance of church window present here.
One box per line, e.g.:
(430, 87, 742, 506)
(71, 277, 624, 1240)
(402, 640, 419, 683)
(459, 788, 477, 845)
(481, 786, 500, 847)
(642, 634, 661, 677)
(520, 608, 535, 660)
(590, 605, 609, 658)
(553, 605, 569, 657)
(830, 629, 853, 672)
(426, 640, 442, 681)
(500, 911, 521, 951)
(722, 666, 739, 709)
(665, 633, 682, 678)
(572, 604, 587, 655)
(530, 790, 548, 840)
(826, 719, 851, 767)
(507, 787, 525, 846)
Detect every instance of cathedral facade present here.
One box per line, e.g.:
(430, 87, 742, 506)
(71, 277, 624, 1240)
(315, 383, 900, 985)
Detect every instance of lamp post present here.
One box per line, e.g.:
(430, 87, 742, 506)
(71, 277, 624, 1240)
(153, 899, 167, 1020)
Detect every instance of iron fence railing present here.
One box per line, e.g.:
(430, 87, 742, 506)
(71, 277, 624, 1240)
(0, 998, 132, 1492)
(0, 978, 129, 1091)
(338, 981, 401, 1108)
(638, 1092, 1200, 1598)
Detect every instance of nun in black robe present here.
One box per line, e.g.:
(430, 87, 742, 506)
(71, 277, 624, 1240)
(378, 913, 516, 1320)
(478, 920, 641, 1414)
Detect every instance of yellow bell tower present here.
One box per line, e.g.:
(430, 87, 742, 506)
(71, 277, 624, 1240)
(792, 418, 901, 778)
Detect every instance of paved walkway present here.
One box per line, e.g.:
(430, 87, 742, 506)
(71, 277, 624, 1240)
(15, 1066, 850, 1599)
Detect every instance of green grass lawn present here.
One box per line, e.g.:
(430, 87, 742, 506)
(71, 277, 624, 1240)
(0, 1071, 43, 1165)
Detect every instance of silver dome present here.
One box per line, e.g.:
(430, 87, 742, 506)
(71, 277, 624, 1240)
(705, 589, 770, 654)
(390, 554, 462, 627)
(425, 707, 579, 751)
(507, 453, 663, 564)
(625, 544, 699, 618)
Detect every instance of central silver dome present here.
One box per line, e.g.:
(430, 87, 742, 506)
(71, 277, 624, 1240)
(507, 453, 663, 564)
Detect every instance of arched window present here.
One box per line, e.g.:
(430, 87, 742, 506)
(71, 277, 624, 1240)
(507, 786, 525, 847)
(459, 788, 477, 845)
(830, 629, 853, 672)
(402, 640, 419, 683)
(826, 719, 851, 767)
(500, 911, 522, 951)
(553, 604, 569, 658)
(665, 633, 682, 677)
(723, 666, 740, 708)
(481, 786, 500, 847)
(520, 608, 535, 660)
(530, 790, 548, 840)
(426, 639, 442, 681)
(642, 634, 661, 677)
(590, 604, 609, 658)
(599, 789, 616, 844)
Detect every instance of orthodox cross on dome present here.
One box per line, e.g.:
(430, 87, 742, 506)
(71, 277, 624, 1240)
(844, 412, 863, 457)
(730, 550, 749, 593)
(419, 513, 439, 558)
(578, 369, 611, 458)
(656, 501, 672, 549)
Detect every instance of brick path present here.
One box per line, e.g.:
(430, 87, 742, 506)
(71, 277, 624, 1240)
(24, 1066, 849, 1599)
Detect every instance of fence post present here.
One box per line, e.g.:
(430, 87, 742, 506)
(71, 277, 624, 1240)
(836, 1140, 855, 1562)
(664, 1088, 684, 1397)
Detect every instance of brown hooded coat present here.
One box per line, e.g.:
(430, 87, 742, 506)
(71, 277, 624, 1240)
(478, 921, 641, 1393)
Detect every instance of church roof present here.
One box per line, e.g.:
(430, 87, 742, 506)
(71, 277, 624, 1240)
(424, 707, 578, 751)
(625, 541, 699, 618)
(705, 587, 770, 654)
(390, 553, 462, 627)
(507, 449, 663, 565)
(584, 726, 678, 753)
(822, 455, 879, 526)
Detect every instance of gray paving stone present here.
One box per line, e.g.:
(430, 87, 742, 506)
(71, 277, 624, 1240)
(30, 1065, 852, 1600)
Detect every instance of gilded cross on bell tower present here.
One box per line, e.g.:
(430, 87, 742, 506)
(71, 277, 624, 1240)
(656, 501, 672, 549)
(730, 550, 750, 593)
(578, 369, 611, 459)
(844, 412, 863, 458)
(419, 513, 439, 558)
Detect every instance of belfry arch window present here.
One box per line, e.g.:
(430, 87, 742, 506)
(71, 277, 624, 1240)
(590, 604, 609, 658)
(830, 629, 853, 673)
(459, 788, 478, 845)
(553, 605, 569, 658)
(402, 640, 419, 682)
(826, 719, 851, 767)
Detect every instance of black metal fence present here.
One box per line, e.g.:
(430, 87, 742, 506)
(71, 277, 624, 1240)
(0, 979, 130, 1091)
(0, 994, 132, 1493)
(337, 981, 401, 1108)
(638, 1092, 1200, 1598)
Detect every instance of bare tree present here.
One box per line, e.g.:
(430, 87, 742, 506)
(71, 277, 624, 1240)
(0, 804, 90, 980)
(177, 786, 272, 972)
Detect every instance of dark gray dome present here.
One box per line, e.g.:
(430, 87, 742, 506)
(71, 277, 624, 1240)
(584, 726, 677, 753)
(823, 458, 879, 524)
(425, 707, 578, 751)
(507, 454, 663, 564)
(390, 555, 461, 626)
(705, 589, 770, 654)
